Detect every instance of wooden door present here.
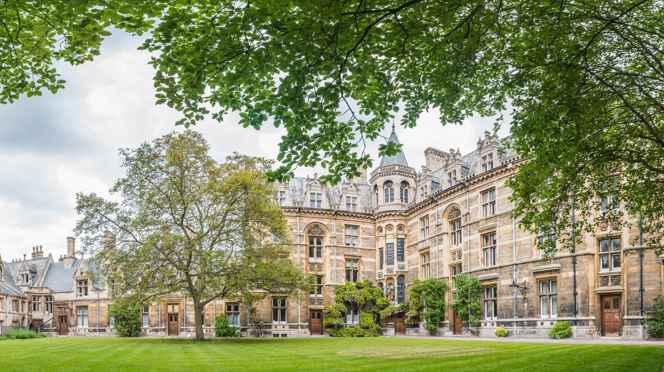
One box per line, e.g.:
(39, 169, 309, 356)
(452, 312, 463, 335)
(57, 316, 68, 335)
(168, 313, 179, 336)
(601, 295, 621, 336)
(309, 310, 322, 335)
(394, 316, 406, 335)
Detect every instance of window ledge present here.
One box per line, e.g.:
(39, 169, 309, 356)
(478, 273, 499, 281)
(532, 264, 561, 273)
(594, 286, 623, 294)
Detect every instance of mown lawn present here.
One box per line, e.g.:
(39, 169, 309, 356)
(1, 336, 663, 371)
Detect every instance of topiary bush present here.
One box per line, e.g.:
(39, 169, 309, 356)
(214, 315, 239, 337)
(5, 328, 45, 339)
(109, 300, 142, 337)
(647, 296, 664, 338)
(495, 326, 509, 337)
(548, 321, 573, 339)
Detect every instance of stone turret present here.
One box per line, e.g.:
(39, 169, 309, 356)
(370, 126, 416, 213)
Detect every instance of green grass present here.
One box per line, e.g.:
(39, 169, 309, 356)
(0, 336, 663, 371)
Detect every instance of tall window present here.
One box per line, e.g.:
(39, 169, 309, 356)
(400, 181, 409, 203)
(386, 243, 395, 266)
(396, 238, 405, 262)
(483, 287, 497, 320)
(272, 297, 288, 324)
(142, 304, 149, 328)
(226, 303, 240, 326)
(309, 192, 322, 208)
(77, 279, 88, 296)
(419, 215, 430, 239)
(344, 225, 359, 247)
(275, 190, 286, 205)
(482, 153, 494, 172)
(313, 275, 324, 295)
(481, 188, 496, 217)
(31, 296, 40, 312)
(396, 275, 405, 304)
(419, 251, 431, 279)
(345, 304, 360, 325)
(537, 227, 556, 255)
(383, 181, 394, 203)
(46, 296, 53, 314)
(600, 193, 619, 216)
(482, 232, 497, 267)
(345, 259, 359, 282)
(449, 208, 462, 246)
(308, 235, 323, 259)
(378, 247, 384, 270)
(539, 279, 557, 318)
(77, 306, 89, 328)
(345, 195, 358, 211)
(599, 238, 621, 272)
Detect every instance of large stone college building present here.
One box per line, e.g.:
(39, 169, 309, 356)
(1, 130, 662, 338)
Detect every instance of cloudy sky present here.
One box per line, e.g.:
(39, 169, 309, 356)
(0, 31, 510, 261)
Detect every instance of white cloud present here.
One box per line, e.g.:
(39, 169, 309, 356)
(0, 30, 510, 260)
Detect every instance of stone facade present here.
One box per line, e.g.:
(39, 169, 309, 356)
(2, 130, 662, 338)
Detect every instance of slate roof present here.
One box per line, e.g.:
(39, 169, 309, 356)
(43, 260, 79, 292)
(379, 130, 409, 167)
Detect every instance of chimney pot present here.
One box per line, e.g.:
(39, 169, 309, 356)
(66, 237, 75, 257)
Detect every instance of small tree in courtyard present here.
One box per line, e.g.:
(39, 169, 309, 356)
(75, 131, 307, 340)
(323, 280, 391, 337)
(109, 300, 142, 337)
(452, 274, 481, 327)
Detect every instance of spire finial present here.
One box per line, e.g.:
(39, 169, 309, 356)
(391, 120, 396, 133)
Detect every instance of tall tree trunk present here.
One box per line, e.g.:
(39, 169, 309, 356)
(193, 299, 205, 340)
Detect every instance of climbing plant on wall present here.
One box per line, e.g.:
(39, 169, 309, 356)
(406, 279, 448, 334)
(323, 280, 393, 337)
(452, 274, 481, 326)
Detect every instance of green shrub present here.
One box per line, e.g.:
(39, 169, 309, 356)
(214, 315, 239, 337)
(452, 274, 481, 325)
(647, 296, 664, 338)
(109, 301, 142, 337)
(495, 326, 508, 337)
(548, 321, 573, 339)
(5, 328, 45, 339)
(324, 281, 389, 337)
(407, 279, 447, 335)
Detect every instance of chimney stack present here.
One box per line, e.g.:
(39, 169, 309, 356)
(67, 237, 75, 257)
(32, 245, 44, 258)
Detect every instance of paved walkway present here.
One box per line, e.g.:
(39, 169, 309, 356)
(394, 335, 664, 346)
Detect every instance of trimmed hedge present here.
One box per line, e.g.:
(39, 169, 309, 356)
(548, 321, 573, 339)
(5, 328, 46, 339)
(495, 326, 509, 337)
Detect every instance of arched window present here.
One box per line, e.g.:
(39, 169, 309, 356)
(449, 207, 462, 246)
(397, 275, 405, 304)
(307, 224, 325, 260)
(373, 184, 379, 205)
(383, 181, 394, 203)
(400, 181, 409, 203)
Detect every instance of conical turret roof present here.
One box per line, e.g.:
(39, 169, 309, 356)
(379, 127, 408, 167)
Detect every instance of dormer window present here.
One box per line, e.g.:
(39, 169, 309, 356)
(309, 192, 322, 208)
(21, 273, 30, 284)
(448, 170, 457, 186)
(77, 279, 89, 296)
(482, 153, 494, 172)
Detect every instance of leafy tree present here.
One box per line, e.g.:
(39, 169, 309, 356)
(109, 300, 142, 337)
(647, 296, 664, 339)
(0, 0, 159, 103)
(323, 280, 390, 337)
(75, 130, 307, 340)
(451, 274, 481, 326)
(407, 279, 447, 334)
(5, 1, 663, 250)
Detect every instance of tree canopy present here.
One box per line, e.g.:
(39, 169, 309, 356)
(75, 130, 307, 340)
(3, 1, 663, 252)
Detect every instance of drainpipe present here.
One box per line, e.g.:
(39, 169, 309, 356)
(512, 212, 517, 331)
(571, 195, 578, 324)
(639, 215, 644, 317)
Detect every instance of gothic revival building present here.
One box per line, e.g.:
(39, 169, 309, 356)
(1, 130, 662, 338)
